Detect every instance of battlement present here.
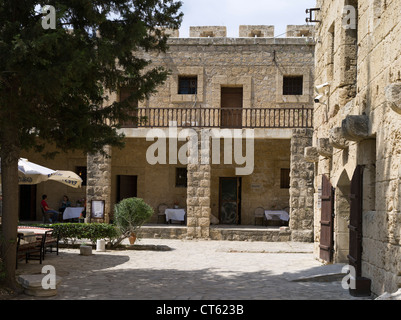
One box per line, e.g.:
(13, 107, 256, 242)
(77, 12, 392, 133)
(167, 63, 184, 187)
(239, 25, 275, 38)
(285, 25, 314, 37)
(177, 25, 313, 38)
(189, 26, 227, 38)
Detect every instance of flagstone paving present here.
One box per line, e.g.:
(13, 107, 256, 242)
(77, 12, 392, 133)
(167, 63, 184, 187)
(12, 239, 372, 300)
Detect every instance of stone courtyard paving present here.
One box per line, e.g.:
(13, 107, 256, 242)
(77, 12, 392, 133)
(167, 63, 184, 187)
(12, 239, 372, 301)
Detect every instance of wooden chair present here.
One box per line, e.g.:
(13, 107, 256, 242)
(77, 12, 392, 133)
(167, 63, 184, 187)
(41, 205, 51, 224)
(254, 207, 265, 226)
(42, 229, 59, 259)
(157, 204, 168, 224)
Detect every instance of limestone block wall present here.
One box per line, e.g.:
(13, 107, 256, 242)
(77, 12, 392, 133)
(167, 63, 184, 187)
(289, 129, 314, 242)
(313, 0, 401, 295)
(86, 146, 112, 223)
(137, 35, 315, 110)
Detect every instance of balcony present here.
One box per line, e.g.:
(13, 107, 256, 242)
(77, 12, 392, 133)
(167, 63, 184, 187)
(122, 107, 313, 129)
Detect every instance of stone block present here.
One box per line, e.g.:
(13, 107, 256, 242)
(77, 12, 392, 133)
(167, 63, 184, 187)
(385, 83, 401, 115)
(341, 115, 370, 141)
(317, 138, 333, 158)
(18, 274, 62, 297)
(329, 127, 349, 149)
(304, 146, 319, 162)
(80, 245, 93, 256)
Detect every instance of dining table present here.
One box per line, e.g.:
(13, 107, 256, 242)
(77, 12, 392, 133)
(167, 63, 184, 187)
(63, 207, 84, 220)
(264, 210, 290, 221)
(165, 208, 186, 223)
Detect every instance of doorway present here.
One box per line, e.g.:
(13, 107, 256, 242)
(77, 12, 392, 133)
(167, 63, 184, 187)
(221, 87, 243, 128)
(117, 175, 138, 202)
(19, 185, 37, 221)
(219, 177, 242, 224)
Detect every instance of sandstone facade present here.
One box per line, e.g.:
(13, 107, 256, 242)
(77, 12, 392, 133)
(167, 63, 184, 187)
(18, 25, 315, 243)
(312, 0, 401, 296)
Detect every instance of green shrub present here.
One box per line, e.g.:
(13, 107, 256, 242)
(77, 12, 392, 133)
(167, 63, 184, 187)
(112, 197, 153, 247)
(52, 223, 119, 245)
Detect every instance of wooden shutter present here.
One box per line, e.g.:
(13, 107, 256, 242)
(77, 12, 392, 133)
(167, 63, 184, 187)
(319, 175, 334, 262)
(221, 87, 243, 128)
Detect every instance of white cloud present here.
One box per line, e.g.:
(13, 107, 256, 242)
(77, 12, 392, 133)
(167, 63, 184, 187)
(179, 0, 317, 37)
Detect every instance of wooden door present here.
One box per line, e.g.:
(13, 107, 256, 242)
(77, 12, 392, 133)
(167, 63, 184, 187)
(221, 87, 243, 128)
(319, 175, 334, 262)
(347, 165, 371, 296)
(348, 165, 363, 277)
(219, 177, 241, 224)
(117, 175, 138, 202)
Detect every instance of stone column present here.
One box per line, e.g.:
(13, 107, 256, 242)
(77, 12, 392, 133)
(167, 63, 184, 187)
(289, 129, 314, 242)
(86, 146, 112, 223)
(186, 129, 211, 239)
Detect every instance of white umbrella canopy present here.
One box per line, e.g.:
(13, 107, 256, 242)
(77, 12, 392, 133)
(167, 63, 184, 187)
(18, 158, 82, 188)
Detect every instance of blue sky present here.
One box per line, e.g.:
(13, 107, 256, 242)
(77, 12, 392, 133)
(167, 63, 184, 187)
(179, 0, 317, 37)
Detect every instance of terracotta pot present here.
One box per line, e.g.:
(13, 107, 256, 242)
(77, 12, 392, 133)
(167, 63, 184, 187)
(129, 233, 136, 245)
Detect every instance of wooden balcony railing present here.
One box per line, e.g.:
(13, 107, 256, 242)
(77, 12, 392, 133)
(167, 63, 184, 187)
(121, 107, 313, 129)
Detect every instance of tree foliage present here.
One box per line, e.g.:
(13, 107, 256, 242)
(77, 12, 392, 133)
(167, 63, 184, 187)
(0, 0, 182, 289)
(0, 0, 183, 155)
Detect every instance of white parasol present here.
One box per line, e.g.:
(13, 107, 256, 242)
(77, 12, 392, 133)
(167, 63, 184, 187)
(18, 158, 82, 188)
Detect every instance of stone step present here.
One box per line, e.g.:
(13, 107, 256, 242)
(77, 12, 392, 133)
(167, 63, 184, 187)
(17, 274, 62, 297)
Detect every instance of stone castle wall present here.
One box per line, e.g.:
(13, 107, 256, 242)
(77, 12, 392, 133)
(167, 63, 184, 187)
(313, 0, 401, 295)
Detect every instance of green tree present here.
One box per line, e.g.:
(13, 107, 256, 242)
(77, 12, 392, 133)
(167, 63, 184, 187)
(0, 0, 182, 289)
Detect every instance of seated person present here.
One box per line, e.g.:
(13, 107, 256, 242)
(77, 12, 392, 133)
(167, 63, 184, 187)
(41, 194, 59, 223)
(59, 195, 71, 213)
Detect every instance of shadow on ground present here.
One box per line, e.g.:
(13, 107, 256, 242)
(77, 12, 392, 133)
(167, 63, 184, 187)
(12, 250, 369, 300)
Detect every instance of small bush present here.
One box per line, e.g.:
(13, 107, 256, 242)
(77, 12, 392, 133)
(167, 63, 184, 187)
(52, 223, 119, 245)
(112, 197, 153, 247)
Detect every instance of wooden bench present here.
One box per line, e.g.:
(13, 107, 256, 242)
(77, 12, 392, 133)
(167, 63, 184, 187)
(16, 233, 44, 269)
(16, 226, 60, 268)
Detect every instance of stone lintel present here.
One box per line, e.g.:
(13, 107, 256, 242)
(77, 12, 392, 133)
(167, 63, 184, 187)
(341, 115, 370, 142)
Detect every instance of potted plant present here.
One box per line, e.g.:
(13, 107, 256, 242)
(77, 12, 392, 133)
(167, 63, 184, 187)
(174, 201, 179, 209)
(113, 197, 153, 246)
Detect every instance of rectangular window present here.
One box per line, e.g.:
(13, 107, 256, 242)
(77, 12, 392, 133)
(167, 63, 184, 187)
(280, 168, 290, 189)
(178, 76, 197, 94)
(76, 166, 87, 186)
(175, 168, 188, 188)
(283, 76, 303, 95)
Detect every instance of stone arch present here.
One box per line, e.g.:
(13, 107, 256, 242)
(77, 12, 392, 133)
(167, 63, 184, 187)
(334, 169, 351, 262)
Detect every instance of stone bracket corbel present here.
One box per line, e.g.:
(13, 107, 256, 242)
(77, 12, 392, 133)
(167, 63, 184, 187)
(329, 127, 349, 149)
(341, 115, 370, 142)
(385, 83, 401, 114)
(317, 138, 333, 158)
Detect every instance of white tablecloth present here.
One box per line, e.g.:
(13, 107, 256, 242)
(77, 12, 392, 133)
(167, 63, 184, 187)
(63, 207, 84, 220)
(165, 209, 186, 222)
(264, 210, 290, 221)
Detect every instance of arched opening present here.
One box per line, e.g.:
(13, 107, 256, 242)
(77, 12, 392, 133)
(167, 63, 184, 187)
(334, 169, 351, 262)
